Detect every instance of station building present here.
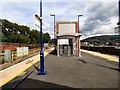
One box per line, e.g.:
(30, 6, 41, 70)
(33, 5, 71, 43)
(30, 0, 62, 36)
(56, 21, 81, 57)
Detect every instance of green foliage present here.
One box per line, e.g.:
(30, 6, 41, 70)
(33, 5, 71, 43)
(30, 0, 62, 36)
(1, 19, 51, 44)
(43, 33, 51, 43)
(81, 35, 120, 44)
(29, 30, 40, 44)
(0, 32, 4, 41)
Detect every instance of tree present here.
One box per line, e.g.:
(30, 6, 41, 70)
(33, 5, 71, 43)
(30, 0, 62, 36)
(43, 33, 51, 43)
(0, 32, 5, 42)
(29, 29, 40, 44)
(18, 35, 30, 44)
(1, 19, 51, 44)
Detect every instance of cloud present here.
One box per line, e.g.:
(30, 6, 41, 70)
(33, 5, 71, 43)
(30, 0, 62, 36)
(0, 0, 118, 3)
(60, 2, 118, 40)
(1, 1, 119, 39)
(1, 2, 39, 30)
(80, 2, 118, 37)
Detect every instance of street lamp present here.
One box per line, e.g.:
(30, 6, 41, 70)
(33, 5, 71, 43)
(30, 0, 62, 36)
(78, 15, 83, 57)
(119, 0, 120, 25)
(78, 15, 83, 33)
(118, 0, 120, 71)
(35, 0, 46, 75)
(50, 14, 56, 39)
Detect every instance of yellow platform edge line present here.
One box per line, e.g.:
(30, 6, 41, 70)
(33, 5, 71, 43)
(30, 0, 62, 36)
(1, 52, 49, 87)
(81, 49, 119, 62)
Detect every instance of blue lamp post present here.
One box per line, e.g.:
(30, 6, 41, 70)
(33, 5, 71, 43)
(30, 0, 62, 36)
(37, 0, 46, 75)
(50, 14, 56, 39)
(78, 15, 83, 57)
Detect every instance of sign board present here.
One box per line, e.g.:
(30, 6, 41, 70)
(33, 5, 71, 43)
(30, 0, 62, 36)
(34, 14, 44, 30)
(35, 18, 40, 28)
(59, 23, 76, 35)
(44, 43, 48, 47)
(5, 50, 11, 61)
(58, 39, 69, 45)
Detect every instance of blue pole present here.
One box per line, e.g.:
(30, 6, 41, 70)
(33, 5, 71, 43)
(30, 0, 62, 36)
(38, 0, 46, 75)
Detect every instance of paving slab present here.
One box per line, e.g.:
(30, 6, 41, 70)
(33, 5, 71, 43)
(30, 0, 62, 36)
(15, 50, 119, 89)
(0, 47, 54, 87)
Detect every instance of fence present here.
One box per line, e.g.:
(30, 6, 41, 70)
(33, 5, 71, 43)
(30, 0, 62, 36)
(0, 47, 40, 64)
(1, 43, 40, 51)
(81, 46, 120, 56)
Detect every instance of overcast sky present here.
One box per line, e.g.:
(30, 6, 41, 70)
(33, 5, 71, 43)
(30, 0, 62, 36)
(0, 0, 119, 39)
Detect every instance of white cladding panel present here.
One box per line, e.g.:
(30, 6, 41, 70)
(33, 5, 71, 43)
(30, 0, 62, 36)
(17, 47, 23, 57)
(5, 50, 11, 61)
(58, 39, 69, 45)
(17, 47, 28, 57)
(23, 47, 29, 56)
(59, 24, 76, 34)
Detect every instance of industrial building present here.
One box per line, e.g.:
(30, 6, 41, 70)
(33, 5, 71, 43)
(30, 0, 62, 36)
(56, 21, 81, 57)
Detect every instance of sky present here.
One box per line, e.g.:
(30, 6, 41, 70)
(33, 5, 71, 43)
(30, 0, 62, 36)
(0, 0, 119, 40)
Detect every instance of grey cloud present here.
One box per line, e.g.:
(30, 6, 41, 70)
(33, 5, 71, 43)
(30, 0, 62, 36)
(63, 2, 118, 37)
(81, 2, 118, 36)
(87, 2, 118, 20)
(64, 3, 87, 16)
